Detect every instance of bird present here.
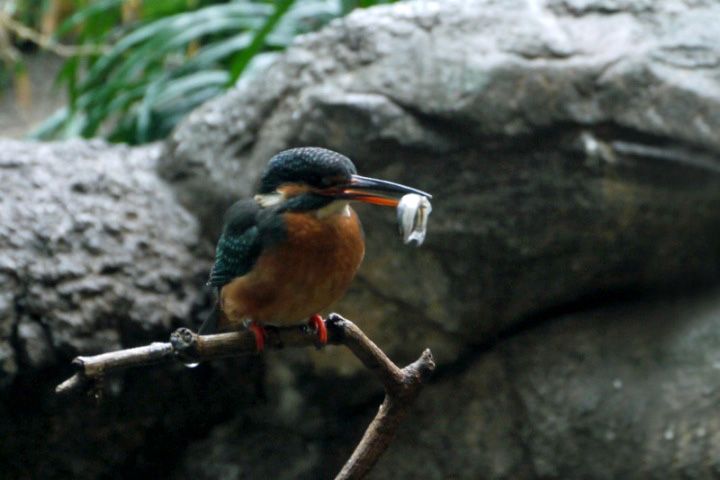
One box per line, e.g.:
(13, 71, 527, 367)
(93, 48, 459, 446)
(199, 147, 431, 351)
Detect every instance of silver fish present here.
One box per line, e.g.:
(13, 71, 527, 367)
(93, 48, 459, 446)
(397, 193, 432, 246)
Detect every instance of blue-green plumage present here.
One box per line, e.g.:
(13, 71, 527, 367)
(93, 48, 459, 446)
(201, 200, 262, 334)
(200, 198, 291, 334)
(207, 200, 263, 289)
(207, 187, 341, 294)
(207, 147, 359, 295)
(259, 148, 356, 194)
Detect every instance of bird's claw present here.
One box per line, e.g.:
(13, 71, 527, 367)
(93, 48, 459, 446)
(309, 314, 328, 348)
(248, 321, 267, 352)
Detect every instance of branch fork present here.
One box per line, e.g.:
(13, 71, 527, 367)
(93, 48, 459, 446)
(56, 313, 435, 480)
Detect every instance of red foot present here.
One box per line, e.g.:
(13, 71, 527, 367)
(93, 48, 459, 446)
(249, 320, 266, 352)
(309, 314, 328, 345)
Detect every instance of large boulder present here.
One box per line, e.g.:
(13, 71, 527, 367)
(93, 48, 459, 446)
(163, 0, 720, 370)
(161, 0, 720, 477)
(0, 140, 265, 478)
(0, 140, 202, 385)
(375, 287, 720, 479)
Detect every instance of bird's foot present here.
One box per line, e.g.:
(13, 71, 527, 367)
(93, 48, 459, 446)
(248, 320, 267, 352)
(308, 314, 328, 347)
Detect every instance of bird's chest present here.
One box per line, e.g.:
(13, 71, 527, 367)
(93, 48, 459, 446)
(274, 208, 364, 280)
(222, 206, 365, 325)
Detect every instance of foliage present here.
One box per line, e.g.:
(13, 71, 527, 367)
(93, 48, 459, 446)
(28, 0, 398, 144)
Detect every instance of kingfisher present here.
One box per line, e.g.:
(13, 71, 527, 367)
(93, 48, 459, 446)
(199, 147, 431, 351)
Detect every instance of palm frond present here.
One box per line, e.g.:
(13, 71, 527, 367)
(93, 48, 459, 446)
(33, 0, 401, 144)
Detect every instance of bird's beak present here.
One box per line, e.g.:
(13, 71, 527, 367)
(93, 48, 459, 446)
(332, 174, 432, 207)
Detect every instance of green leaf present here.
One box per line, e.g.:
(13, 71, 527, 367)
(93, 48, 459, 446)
(54, 56, 79, 104)
(31, 107, 70, 140)
(55, 0, 124, 36)
(47, 0, 405, 143)
(140, 0, 197, 20)
(269, 1, 339, 46)
(136, 70, 228, 141)
(81, 5, 267, 93)
(228, 0, 296, 84)
(154, 70, 229, 107)
(76, 14, 258, 125)
(181, 33, 253, 72)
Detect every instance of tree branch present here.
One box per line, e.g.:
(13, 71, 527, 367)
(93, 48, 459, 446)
(55, 313, 435, 480)
(0, 12, 109, 58)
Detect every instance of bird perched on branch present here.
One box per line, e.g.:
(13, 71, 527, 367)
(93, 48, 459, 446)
(200, 147, 431, 351)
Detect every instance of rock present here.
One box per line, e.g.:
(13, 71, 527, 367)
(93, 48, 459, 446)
(3, 0, 720, 479)
(0, 140, 203, 375)
(163, 0, 720, 371)
(0, 280, 18, 387)
(174, 420, 322, 480)
(502, 288, 720, 479)
(374, 287, 720, 479)
(0, 139, 249, 479)
(373, 353, 531, 479)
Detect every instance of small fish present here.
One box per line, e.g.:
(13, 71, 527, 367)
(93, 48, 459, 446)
(397, 193, 432, 246)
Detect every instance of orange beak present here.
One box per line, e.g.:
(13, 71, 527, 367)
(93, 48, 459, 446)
(329, 175, 431, 207)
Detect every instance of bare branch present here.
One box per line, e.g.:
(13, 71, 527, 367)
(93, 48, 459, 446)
(336, 354, 435, 479)
(0, 12, 109, 58)
(56, 325, 317, 395)
(55, 313, 435, 480)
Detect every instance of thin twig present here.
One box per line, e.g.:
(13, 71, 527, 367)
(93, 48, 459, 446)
(0, 12, 108, 57)
(55, 314, 435, 480)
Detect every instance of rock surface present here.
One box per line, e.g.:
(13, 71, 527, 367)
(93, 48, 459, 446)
(0, 140, 203, 384)
(0, 140, 262, 478)
(2, 0, 720, 479)
(164, 0, 720, 370)
(162, 0, 720, 478)
(375, 287, 720, 479)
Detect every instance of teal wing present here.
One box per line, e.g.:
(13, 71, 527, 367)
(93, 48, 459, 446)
(200, 200, 262, 335)
(207, 199, 263, 288)
(207, 226, 261, 287)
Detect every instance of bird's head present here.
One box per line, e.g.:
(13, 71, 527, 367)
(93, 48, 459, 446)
(255, 147, 430, 214)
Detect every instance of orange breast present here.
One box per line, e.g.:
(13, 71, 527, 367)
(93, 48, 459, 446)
(220, 206, 365, 328)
